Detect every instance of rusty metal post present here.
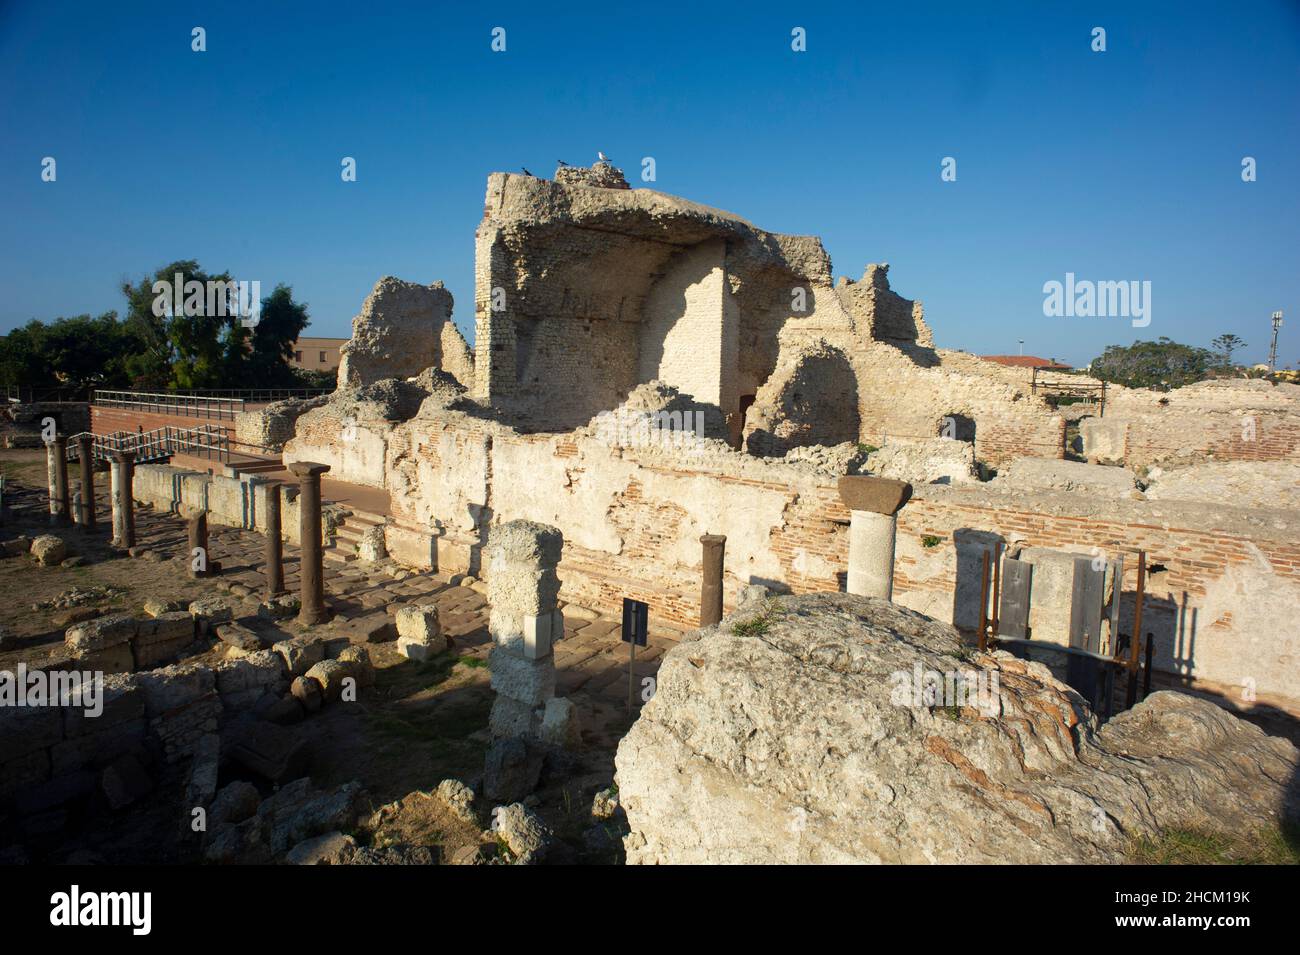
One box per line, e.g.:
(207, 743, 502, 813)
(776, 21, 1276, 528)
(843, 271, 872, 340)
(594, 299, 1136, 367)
(699, 533, 726, 627)
(978, 549, 990, 652)
(990, 540, 1002, 640)
(1125, 551, 1147, 708)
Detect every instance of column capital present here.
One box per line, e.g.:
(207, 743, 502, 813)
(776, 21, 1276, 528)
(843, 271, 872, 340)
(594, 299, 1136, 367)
(287, 461, 331, 480)
(838, 476, 913, 516)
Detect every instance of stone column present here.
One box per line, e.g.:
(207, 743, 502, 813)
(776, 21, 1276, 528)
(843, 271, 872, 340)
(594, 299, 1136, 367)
(263, 481, 284, 598)
(288, 461, 331, 625)
(486, 520, 564, 741)
(699, 533, 726, 627)
(110, 450, 136, 549)
(47, 435, 71, 525)
(76, 435, 96, 528)
(187, 510, 209, 578)
(838, 476, 913, 601)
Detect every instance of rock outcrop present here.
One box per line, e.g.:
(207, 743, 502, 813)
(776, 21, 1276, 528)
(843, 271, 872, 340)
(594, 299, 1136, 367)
(337, 276, 474, 390)
(614, 593, 1299, 864)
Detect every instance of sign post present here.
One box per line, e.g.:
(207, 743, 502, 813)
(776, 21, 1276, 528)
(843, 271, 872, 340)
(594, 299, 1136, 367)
(621, 597, 648, 715)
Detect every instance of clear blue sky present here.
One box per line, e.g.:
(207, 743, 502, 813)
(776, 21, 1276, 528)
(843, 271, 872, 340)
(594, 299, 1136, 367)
(2, 1, 1297, 367)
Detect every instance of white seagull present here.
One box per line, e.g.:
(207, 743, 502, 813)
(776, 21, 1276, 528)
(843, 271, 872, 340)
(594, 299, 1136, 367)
(598, 151, 609, 162)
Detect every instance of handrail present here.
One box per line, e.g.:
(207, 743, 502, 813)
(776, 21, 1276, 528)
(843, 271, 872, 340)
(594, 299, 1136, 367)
(91, 390, 246, 421)
(64, 424, 232, 464)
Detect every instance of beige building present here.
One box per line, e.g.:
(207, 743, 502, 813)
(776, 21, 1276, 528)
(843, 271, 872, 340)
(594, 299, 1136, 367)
(290, 336, 348, 372)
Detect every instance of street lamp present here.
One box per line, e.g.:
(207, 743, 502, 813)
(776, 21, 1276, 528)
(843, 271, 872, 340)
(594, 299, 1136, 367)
(1268, 311, 1283, 374)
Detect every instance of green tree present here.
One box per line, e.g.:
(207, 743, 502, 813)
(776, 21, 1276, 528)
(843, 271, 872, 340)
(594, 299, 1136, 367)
(245, 284, 311, 387)
(1210, 333, 1247, 370)
(1090, 337, 1213, 390)
(119, 261, 312, 390)
(0, 312, 140, 393)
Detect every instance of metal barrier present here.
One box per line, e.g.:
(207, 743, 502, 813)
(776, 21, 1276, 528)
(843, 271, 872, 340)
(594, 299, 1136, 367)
(66, 425, 231, 464)
(92, 390, 246, 421)
(90, 387, 331, 421)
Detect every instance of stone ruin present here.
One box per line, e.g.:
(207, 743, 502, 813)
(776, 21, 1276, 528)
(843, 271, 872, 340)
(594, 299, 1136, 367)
(10, 161, 1282, 865)
(275, 162, 1299, 708)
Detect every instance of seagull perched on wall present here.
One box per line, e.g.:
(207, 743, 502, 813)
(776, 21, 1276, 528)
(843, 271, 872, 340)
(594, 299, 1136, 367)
(521, 167, 534, 177)
(598, 151, 610, 162)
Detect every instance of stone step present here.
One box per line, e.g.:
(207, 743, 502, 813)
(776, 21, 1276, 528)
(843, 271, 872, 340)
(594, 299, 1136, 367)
(322, 543, 355, 565)
(341, 509, 387, 528)
(334, 524, 366, 544)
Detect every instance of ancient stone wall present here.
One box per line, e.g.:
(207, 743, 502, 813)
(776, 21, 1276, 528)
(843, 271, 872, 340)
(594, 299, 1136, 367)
(293, 403, 1300, 699)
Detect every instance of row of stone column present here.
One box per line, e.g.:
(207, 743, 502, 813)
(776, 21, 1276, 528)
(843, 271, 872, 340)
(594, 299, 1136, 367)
(43, 435, 334, 629)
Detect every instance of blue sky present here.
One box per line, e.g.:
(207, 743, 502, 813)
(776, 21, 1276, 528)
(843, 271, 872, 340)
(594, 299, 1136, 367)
(2, 0, 1297, 367)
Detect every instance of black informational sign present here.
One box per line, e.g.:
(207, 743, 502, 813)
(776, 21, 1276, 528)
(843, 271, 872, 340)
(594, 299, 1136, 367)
(621, 597, 648, 647)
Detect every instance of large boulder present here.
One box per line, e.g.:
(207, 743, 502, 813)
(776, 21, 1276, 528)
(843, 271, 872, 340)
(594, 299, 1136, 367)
(336, 277, 474, 390)
(614, 592, 1299, 864)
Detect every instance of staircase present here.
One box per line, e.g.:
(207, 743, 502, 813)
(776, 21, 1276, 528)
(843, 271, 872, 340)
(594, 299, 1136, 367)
(323, 506, 387, 565)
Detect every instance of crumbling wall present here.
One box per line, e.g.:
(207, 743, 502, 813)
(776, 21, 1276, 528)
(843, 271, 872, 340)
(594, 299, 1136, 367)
(1083, 379, 1300, 468)
(834, 263, 934, 347)
(365, 402, 1300, 699)
(234, 395, 331, 452)
(336, 277, 474, 390)
(473, 171, 828, 432)
(743, 341, 860, 456)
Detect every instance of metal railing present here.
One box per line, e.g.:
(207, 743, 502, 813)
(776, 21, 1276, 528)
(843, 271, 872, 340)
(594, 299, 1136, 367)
(168, 388, 332, 402)
(91, 390, 246, 421)
(89, 388, 332, 420)
(5, 385, 91, 404)
(65, 425, 231, 464)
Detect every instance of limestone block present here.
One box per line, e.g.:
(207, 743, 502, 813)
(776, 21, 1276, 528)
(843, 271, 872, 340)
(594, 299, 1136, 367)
(134, 611, 195, 647)
(132, 663, 217, 717)
(489, 647, 556, 707)
(66, 614, 137, 653)
(30, 534, 67, 566)
(539, 697, 581, 749)
(272, 637, 325, 677)
(489, 695, 541, 739)
(336, 645, 375, 688)
(304, 659, 351, 702)
(214, 650, 285, 697)
(291, 676, 324, 712)
(395, 603, 441, 644)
